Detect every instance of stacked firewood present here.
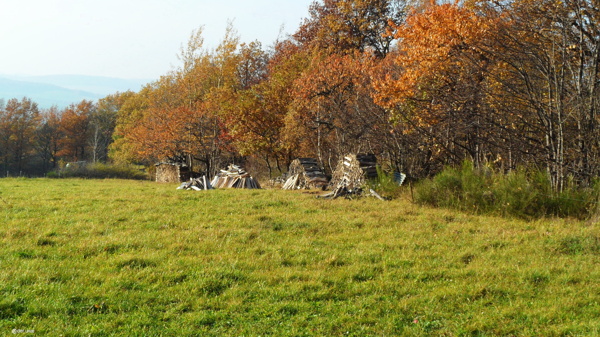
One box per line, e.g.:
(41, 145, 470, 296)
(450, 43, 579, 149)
(210, 164, 261, 189)
(282, 158, 329, 190)
(177, 176, 213, 191)
(320, 154, 381, 199)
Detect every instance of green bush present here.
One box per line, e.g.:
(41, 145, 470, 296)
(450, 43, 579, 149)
(492, 167, 542, 218)
(415, 161, 599, 219)
(415, 162, 494, 212)
(49, 163, 148, 180)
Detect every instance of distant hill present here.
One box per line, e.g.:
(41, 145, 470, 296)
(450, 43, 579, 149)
(0, 75, 150, 109)
(0, 77, 102, 109)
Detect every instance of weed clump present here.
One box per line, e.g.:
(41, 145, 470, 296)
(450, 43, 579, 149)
(116, 258, 156, 270)
(36, 238, 56, 246)
(552, 235, 600, 255)
(0, 299, 26, 319)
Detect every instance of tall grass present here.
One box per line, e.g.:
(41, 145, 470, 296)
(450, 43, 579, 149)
(415, 161, 599, 219)
(0, 178, 598, 335)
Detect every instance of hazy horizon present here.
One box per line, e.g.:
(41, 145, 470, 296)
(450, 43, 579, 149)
(0, 0, 314, 79)
(0, 74, 150, 109)
(0, 72, 152, 81)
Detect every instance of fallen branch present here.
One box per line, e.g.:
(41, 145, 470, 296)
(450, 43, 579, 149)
(369, 189, 386, 201)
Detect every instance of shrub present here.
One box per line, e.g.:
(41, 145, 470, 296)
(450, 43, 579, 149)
(368, 166, 404, 199)
(493, 167, 543, 218)
(49, 163, 148, 180)
(415, 161, 599, 219)
(415, 161, 494, 213)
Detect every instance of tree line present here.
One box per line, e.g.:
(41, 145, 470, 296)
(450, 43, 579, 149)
(0, 95, 126, 177)
(2, 0, 599, 191)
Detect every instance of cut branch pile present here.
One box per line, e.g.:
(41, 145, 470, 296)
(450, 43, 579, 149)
(177, 176, 213, 191)
(210, 164, 261, 189)
(320, 154, 380, 199)
(282, 158, 329, 190)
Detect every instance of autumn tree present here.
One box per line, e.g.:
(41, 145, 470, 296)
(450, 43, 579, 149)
(473, 0, 600, 189)
(372, 0, 600, 189)
(89, 92, 133, 163)
(276, 0, 411, 174)
(0, 98, 40, 174)
(373, 3, 510, 176)
(567, 0, 600, 186)
(221, 41, 286, 175)
(58, 100, 94, 162)
(236, 41, 269, 90)
(111, 29, 211, 168)
(0, 103, 10, 174)
(219, 38, 314, 176)
(110, 86, 152, 165)
(119, 75, 194, 164)
(289, 51, 392, 171)
(34, 107, 63, 172)
(193, 24, 242, 174)
(295, 0, 407, 58)
(112, 26, 241, 176)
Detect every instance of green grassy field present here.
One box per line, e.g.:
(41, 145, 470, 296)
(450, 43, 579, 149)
(0, 178, 598, 336)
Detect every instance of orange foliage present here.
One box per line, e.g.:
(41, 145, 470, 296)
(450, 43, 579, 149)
(374, 3, 495, 126)
(58, 100, 93, 161)
(290, 50, 392, 163)
(295, 0, 405, 57)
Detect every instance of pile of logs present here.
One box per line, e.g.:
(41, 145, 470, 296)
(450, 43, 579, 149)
(177, 176, 213, 191)
(282, 158, 329, 190)
(210, 164, 261, 189)
(328, 154, 377, 190)
(320, 153, 381, 199)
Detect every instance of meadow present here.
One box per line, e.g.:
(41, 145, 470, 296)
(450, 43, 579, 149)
(0, 178, 598, 336)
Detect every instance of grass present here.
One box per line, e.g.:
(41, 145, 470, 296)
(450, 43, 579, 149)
(0, 178, 599, 336)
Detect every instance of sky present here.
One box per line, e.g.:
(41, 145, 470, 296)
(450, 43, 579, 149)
(0, 0, 314, 80)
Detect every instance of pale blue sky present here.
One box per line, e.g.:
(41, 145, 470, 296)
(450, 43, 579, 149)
(0, 0, 314, 80)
